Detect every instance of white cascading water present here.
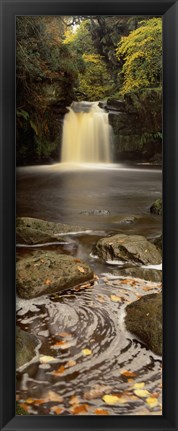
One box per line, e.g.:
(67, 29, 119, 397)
(61, 102, 112, 163)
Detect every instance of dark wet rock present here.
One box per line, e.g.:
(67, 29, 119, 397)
(95, 234, 162, 265)
(151, 234, 162, 253)
(150, 199, 162, 215)
(111, 267, 162, 282)
(125, 293, 162, 356)
(80, 209, 110, 216)
(16, 217, 87, 245)
(117, 215, 138, 225)
(16, 251, 94, 299)
(16, 327, 39, 368)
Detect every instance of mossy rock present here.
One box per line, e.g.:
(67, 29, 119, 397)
(150, 199, 162, 215)
(125, 292, 162, 356)
(16, 327, 39, 368)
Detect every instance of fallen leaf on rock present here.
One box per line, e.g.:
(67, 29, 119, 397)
(82, 348, 92, 356)
(95, 408, 109, 415)
(110, 294, 122, 303)
(74, 258, 81, 263)
(50, 405, 64, 414)
(103, 394, 127, 405)
(77, 266, 85, 273)
(134, 389, 150, 398)
(40, 355, 56, 364)
(70, 404, 89, 414)
(121, 370, 137, 378)
(146, 397, 159, 408)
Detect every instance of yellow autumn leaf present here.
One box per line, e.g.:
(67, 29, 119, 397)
(39, 355, 56, 364)
(134, 389, 150, 398)
(103, 394, 127, 405)
(133, 382, 145, 389)
(82, 348, 92, 356)
(110, 295, 122, 302)
(146, 397, 159, 408)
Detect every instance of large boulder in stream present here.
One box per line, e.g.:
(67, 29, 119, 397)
(94, 234, 162, 265)
(16, 217, 87, 245)
(125, 293, 162, 356)
(16, 251, 94, 299)
(16, 327, 39, 369)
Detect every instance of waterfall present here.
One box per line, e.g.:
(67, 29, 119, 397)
(61, 102, 112, 163)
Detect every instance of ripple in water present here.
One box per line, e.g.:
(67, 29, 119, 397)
(16, 278, 162, 415)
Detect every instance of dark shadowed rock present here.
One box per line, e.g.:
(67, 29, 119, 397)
(16, 327, 39, 369)
(150, 199, 162, 215)
(94, 234, 162, 265)
(125, 293, 162, 356)
(16, 251, 94, 299)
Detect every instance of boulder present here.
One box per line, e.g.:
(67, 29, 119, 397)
(111, 267, 162, 282)
(16, 327, 39, 369)
(16, 251, 94, 299)
(125, 293, 162, 356)
(16, 217, 87, 245)
(150, 199, 162, 215)
(94, 234, 162, 265)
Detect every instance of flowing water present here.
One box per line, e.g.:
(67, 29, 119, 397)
(61, 102, 112, 163)
(16, 164, 162, 415)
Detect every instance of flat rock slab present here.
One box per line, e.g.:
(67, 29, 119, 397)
(125, 293, 162, 356)
(16, 251, 94, 299)
(95, 234, 162, 265)
(16, 327, 39, 368)
(16, 217, 88, 245)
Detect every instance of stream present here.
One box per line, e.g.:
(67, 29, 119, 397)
(16, 163, 162, 415)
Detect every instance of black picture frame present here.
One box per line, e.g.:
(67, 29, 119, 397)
(0, 0, 177, 430)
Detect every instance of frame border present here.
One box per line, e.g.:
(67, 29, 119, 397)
(0, 1, 178, 430)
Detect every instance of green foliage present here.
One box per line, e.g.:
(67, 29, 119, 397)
(116, 18, 162, 95)
(78, 53, 114, 100)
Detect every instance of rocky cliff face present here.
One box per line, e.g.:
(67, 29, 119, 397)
(103, 88, 162, 163)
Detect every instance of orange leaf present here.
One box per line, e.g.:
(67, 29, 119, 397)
(45, 279, 51, 285)
(121, 370, 137, 378)
(52, 365, 65, 376)
(95, 408, 109, 415)
(71, 404, 89, 414)
(74, 258, 81, 262)
(51, 405, 64, 414)
(51, 341, 71, 350)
